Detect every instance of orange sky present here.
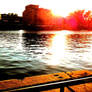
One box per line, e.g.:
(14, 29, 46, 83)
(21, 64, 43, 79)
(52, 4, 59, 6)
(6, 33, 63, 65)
(0, 0, 92, 16)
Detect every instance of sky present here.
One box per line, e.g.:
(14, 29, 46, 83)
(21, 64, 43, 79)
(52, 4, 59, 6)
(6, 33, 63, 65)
(0, 0, 31, 16)
(0, 0, 92, 16)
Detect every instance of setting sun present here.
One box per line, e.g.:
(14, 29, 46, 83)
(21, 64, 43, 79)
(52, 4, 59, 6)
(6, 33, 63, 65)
(38, 0, 92, 17)
(0, 0, 92, 16)
(51, 9, 70, 17)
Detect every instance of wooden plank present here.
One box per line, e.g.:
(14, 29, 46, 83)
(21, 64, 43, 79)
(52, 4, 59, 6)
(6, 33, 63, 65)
(66, 70, 92, 78)
(0, 70, 92, 92)
(64, 70, 92, 92)
(0, 72, 70, 90)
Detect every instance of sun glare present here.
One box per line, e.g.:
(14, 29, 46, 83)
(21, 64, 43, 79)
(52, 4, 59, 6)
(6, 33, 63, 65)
(39, 0, 92, 17)
(39, 0, 76, 17)
(47, 31, 67, 65)
(51, 9, 70, 17)
(0, 0, 92, 16)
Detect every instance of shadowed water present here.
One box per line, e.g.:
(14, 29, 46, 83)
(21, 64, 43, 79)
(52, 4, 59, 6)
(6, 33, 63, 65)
(0, 30, 92, 80)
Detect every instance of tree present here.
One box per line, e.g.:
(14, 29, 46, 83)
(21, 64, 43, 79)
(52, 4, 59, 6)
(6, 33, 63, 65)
(66, 10, 92, 30)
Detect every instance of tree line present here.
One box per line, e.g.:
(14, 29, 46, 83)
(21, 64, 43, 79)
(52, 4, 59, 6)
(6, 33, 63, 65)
(64, 10, 92, 30)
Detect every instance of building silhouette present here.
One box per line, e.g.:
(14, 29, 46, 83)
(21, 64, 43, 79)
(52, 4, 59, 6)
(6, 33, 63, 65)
(23, 4, 64, 30)
(0, 13, 23, 30)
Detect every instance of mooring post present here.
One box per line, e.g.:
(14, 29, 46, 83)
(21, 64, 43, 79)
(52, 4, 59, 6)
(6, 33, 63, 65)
(60, 86, 64, 92)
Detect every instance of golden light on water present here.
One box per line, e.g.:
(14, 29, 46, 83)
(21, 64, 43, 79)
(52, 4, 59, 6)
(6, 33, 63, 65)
(19, 30, 24, 34)
(48, 31, 67, 65)
(16, 30, 24, 50)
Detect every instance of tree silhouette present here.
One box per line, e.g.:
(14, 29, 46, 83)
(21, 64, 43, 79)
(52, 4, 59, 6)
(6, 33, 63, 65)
(65, 10, 92, 30)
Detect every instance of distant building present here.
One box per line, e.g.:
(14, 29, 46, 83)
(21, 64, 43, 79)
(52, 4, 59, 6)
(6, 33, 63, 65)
(23, 4, 64, 29)
(23, 5, 53, 25)
(37, 8, 53, 25)
(0, 13, 23, 30)
(23, 5, 39, 26)
(1, 13, 22, 23)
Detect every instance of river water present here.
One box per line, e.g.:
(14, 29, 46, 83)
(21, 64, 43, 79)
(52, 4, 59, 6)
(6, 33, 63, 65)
(0, 30, 92, 80)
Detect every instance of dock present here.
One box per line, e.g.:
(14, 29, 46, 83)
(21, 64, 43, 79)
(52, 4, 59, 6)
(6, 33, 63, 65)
(0, 70, 92, 92)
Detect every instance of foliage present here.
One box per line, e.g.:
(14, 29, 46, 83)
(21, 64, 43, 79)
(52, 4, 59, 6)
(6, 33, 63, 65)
(64, 10, 92, 30)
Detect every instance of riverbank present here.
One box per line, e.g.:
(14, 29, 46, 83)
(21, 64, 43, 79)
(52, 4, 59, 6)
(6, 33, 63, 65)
(0, 70, 92, 92)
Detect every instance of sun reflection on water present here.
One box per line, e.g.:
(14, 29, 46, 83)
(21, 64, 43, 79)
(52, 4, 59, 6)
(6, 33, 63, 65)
(16, 30, 24, 51)
(48, 31, 68, 65)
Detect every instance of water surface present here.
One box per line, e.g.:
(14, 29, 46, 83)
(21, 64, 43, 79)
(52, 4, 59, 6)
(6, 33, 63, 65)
(0, 30, 92, 79)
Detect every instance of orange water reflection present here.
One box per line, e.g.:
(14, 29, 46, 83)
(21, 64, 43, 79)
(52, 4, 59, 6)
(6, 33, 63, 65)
(47, 31, 71, 65)
(46, 31, 92, 70)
